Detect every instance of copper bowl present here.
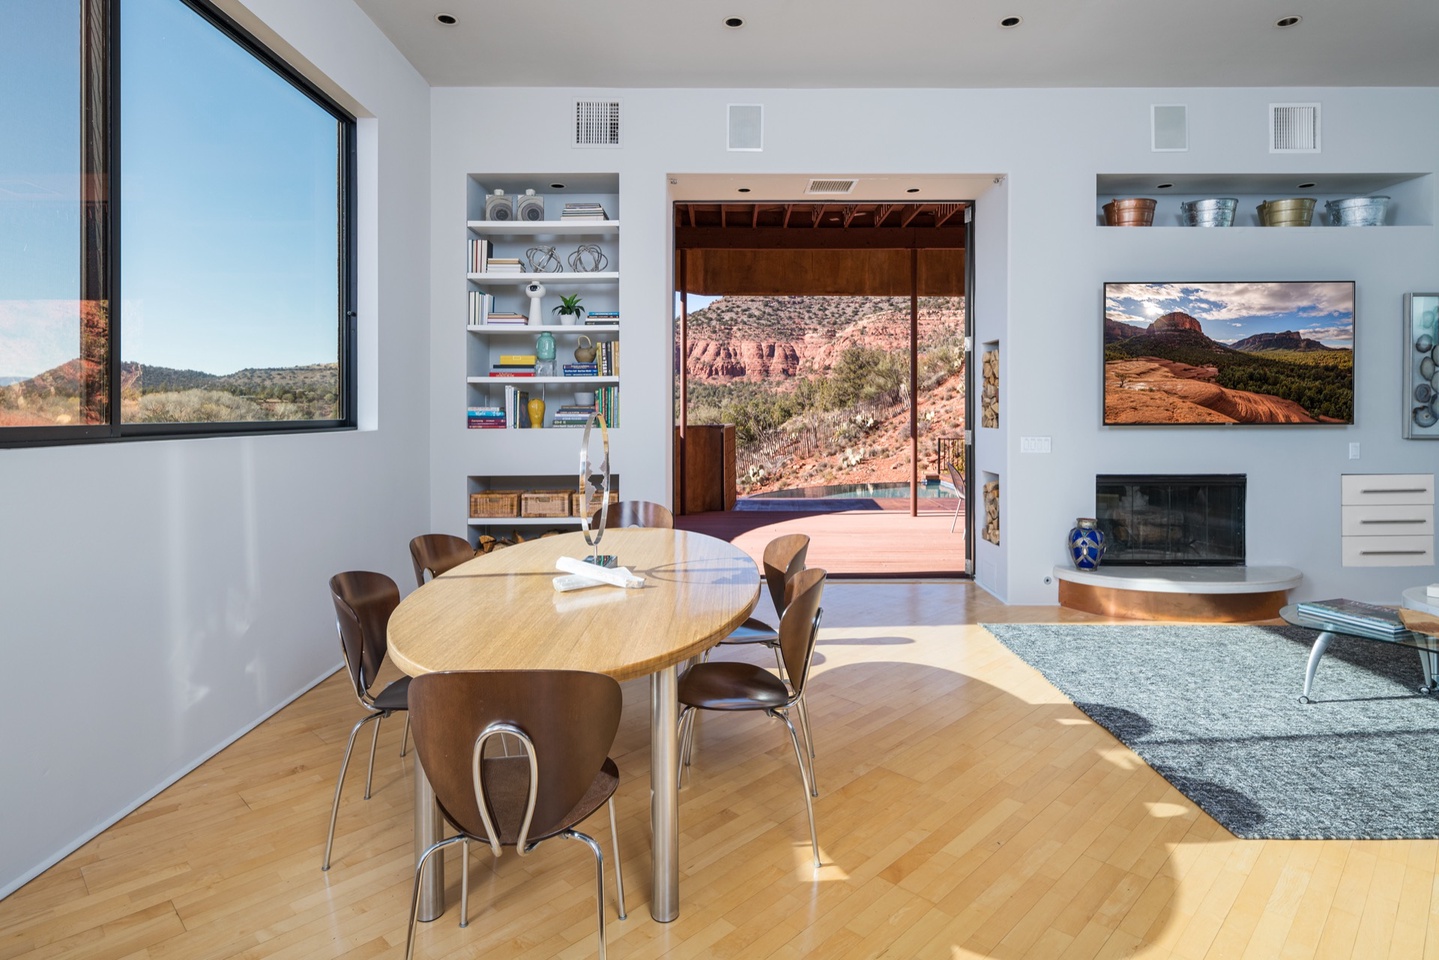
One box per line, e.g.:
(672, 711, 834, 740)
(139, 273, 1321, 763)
(1257, 197, 1316, 227)
(1103, 198, 1156, 227)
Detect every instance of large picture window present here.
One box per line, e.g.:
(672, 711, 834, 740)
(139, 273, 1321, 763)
(0, 0, 354, 444)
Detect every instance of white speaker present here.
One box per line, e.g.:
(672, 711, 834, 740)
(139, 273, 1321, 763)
(484, 190, 514, 221)
(728, 104, 763, 152)
(1151, 104, 1187, 152)
(516, 190, 546, 222)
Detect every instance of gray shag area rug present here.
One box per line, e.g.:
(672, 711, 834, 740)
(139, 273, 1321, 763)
(984, 622, 1439, 840)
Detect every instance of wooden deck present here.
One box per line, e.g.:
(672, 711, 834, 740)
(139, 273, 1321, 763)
(675, 503, 968, 577)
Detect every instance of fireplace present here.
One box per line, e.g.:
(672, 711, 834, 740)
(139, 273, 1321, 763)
(1095, 474, 1245, 566)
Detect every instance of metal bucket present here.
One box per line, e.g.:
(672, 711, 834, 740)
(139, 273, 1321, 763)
(1103, 198, 1156, 226)
(1257, 197, 1316, 227)
(1179, 198, 1238, 227)
(1326, 196, 1390, 226)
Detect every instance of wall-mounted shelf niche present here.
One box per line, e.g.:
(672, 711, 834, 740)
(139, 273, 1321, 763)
(1096, 172, 1432, 227)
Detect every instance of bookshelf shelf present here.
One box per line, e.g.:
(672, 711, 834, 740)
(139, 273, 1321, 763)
(467, 219, 619, 236)
(466, 272, 619, 284)
(467, 376, 620, 385)
(467, 324, 620, 334)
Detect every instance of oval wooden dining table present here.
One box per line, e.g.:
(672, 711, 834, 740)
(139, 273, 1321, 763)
(387, 528, 760, 923)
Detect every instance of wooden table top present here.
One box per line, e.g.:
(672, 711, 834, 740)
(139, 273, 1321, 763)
(387, 529, 761, 682)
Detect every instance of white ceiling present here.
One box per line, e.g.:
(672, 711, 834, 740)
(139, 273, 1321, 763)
(350, 0, 1439, 89)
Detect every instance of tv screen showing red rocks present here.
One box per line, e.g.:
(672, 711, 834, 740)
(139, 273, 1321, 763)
(1104, 281, 1354, 425)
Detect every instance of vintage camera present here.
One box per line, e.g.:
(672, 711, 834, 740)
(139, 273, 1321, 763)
(516, 190, 546, 222)
(484, 189, 514, 221)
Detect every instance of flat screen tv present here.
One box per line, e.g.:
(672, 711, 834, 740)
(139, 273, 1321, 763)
(1104, 281, 1355, 425)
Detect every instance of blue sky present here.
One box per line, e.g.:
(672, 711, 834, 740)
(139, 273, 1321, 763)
(1105, 281, 1354, 347)
(1, 0, 339, 379)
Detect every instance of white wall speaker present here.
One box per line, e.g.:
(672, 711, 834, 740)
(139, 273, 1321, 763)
(728, 104, 763, 152)
(1151, 104, 1188, 152)
(484, 190, 514, 221)
(516, 191, 546, 222)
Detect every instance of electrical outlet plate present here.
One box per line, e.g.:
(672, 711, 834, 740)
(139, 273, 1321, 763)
(1020, 436, 1052, 454)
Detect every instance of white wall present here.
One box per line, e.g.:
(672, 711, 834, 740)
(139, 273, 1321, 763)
(0, 0, 431, 897)
(430, 85, 1439, 604)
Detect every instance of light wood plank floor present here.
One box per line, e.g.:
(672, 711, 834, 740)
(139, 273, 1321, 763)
(3, 581, 1436, 959)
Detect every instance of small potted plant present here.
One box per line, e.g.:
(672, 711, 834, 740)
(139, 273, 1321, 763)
(553, 294, 586, 326)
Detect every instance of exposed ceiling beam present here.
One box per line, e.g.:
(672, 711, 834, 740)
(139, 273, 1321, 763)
(675, 226, 967, 250)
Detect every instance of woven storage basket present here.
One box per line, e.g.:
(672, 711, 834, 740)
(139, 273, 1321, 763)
(571, 490, 619, 518)
(470, 491, 520, 519)
(521, 490, 571, 518)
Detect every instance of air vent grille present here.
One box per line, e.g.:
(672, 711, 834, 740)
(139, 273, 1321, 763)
(805, 178, 856, 195)
(1270, 103, 1320, 153)
(574, 100, 621, 148)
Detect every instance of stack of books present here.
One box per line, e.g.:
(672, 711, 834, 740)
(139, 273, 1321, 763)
(485, 258, 523, 274)
(467, 291, 495, 326)
(596, 340, 619, 375)
(490, 361, 536, 378)
(563, 362, 598, 378)
(550, 404, 598, 428)
(585, 310, 619, 325)
(467, 239, 491, 273)
(467, 406, 505, 429)
(1294, 598, 1410, 641)
(502, 386, 531, 428)
(561, 202, 610, 221)
(484, 312, 527, 326)
(594, 385, 619, 428)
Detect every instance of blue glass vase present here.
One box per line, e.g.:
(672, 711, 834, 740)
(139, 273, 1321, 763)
(1068, 517, 1106, 570)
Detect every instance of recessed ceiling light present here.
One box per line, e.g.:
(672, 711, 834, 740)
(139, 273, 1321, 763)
(1297, 181, 1317, 189)
(1156, 183, 1174, 189)
(1000, 16, 1022, 28)
(550, 183, 566, 190)
(724, 16, 744, 28)
(436, 13, 457, 25)
(1276, 15, 1300, 27)
(906, 188, 920, 194)
(737, 187, 751, 193)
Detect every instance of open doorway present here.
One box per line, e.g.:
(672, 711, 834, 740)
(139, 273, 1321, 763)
(672, 197, 973, 577)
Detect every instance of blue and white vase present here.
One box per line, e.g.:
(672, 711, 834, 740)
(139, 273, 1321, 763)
(1068, 517, 1106, 570)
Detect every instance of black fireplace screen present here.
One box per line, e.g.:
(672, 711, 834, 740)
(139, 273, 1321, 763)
(1095, 474, 1246, 565)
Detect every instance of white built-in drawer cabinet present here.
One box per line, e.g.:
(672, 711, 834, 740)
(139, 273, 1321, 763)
(1340, 473, 1435, 567)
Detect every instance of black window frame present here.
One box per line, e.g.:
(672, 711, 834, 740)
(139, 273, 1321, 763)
(1, 0, 357, 448)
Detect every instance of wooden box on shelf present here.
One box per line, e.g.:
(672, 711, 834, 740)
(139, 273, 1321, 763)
(470, 491, 520, 519)
(571, 490, 618, 518)
(521, 490, 571, 518)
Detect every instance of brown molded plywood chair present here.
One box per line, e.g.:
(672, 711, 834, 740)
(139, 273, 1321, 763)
(717, 533, 809, 660)
(323, 571, 410, 871)
(409, 533, 476, 587)
(677, 568, 827, 867)
(590, 500, 673, 529)
(404, 670, 627, 960)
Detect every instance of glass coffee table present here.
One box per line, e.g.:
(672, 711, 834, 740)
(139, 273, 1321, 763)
(1280, 602, 1439, 703)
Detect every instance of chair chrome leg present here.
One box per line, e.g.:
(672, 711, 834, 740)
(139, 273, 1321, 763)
(771, 643, 785, 678)
(323, 711, 380, 870)
(405, 835, 464, 960)
(775, 709, 821, 868)
(459, 837, 470, 928)
(364, 712, 383, 800)
(795, 695, 818, 796)
(561, 831, 608, 960)
(677, 707, 696, 784)
(400, 714, 411, 758)
(608, 797, 627, 920)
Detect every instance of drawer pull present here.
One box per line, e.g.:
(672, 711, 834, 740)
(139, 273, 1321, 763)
(1360, 518, 1428, 525)
(1360, 487, 1429, 494)
(1360, 550, 1431, 556)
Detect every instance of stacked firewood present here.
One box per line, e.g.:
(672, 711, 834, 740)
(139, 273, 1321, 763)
(982, 480, 1000, 545)
(981, 349, 999, 428)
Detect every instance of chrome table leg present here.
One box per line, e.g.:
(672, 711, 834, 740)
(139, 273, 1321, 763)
(414, 754, 445, 922)
(650, 664, 680, 922)
(1301, 630, 1333, 703)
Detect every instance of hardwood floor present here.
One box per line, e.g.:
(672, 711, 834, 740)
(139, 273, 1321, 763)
(3, 581, 1436, 959)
